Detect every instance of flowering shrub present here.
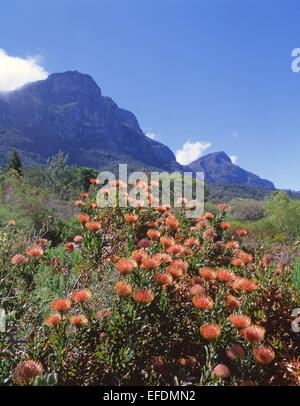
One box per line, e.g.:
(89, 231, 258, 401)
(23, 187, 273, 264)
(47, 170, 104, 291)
(0, 182, 299, 386)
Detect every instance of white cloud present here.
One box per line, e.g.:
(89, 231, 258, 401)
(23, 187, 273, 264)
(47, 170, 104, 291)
(176, 141, 211, 165)
(0, 48, 48, 92)
(229, 155, 238, 164)
(231, 131, 239, 139)
(146, 132, 157, 140)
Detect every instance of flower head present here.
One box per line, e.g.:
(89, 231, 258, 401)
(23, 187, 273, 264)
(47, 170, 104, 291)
(77, 214, 90, 224)
(228, 313, 251, 329)
(85, 221, 101, 231)
(212, 364, 230, 378)
(192, 295, 214, 310)
(132, 288, 154, 303)
(14, 360, 44, 384)
(166, 216, 179, 229)
(51, 297, 71, 313)
(114, 280, 132, 297)
(190, 284, 206, 296)
(69, 315, 88, 326)
(11, 254, 28, 265)
(242, 325, 265, 342)
(199, 267, 216, 280)
(124, 213, 139, 224)
(115, 258, 137, 275)
(200, 323, 221, 340)
(154, 273, 173, 286)
(253, 346, 275, 365)
(71, 289, 92, 303)
(226, 344, 245, 360)
(45, 314, 61, 327)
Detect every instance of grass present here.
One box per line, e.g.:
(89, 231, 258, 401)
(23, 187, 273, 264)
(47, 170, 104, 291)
(292, 260, 300, 292)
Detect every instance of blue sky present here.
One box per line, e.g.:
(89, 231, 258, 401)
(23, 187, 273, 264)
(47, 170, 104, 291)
(1, 0, 300, 190)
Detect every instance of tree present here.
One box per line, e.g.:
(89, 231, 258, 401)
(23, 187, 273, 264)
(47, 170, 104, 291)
(6, 148, 23, 175)
(44, 151, 74, 198)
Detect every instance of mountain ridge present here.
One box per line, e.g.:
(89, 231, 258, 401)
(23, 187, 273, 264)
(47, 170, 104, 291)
(0, 70, 274, 188)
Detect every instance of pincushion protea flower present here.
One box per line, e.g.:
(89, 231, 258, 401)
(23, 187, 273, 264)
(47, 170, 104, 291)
(141, 256, 160, 270)
(192, 295, 214, 310)
(152, 252, 172, 264)
(242, 325, 265, 342)
(212, 364, 230, 378)
(132, 288, 154, 303)
(202, 228, 217, 242)
(85, 221, 101, 231)
(114, 280, 132, 297)
(217, 269, 234, 282)
(73, 235, 83, 243)
(137, 239, 152, 248)
(199, 323, 221, 340)
(45, 314, 61, 327)
(96, 308, 111, 319)
(220, 222, 231, 230)
(226, 344, 245, 360)
(160, 236, 175, 249)
(218, 203, 231, 212)
(115, 258, 137, 275)
(236, 229, 248, 236)
(199, 267, 216, 280)
(77, 213, 90, 224)
(253, 346, 275, 365)
(11, 254, 28, 265)
(228, 313, 251, 329)
(225, 294, 241, 310)
(171, 259, 188, 269)
(80, 193, 88, 199)
(51, 297, 71, 313)
(69, 315, 88, 326)
(71, 289, 92, 303)
(74, 200, 84, 206)
(179, 356, 197, 367)
(147, 229, 161, 240)
(204, 212, 214, 219)
(166, 215, 179, 229)
(154, 273, 173, 286)
(27, 245, 44, 257)
(8, 220, 16, 226)
(166, 244, 184, 255)
(190, 284, 206, 296)
(13, 360, 44, 384)
(132, 249, 148, 264)
(166, 265, 183, 278)
(124, 213, 139, 224)
(184, 237, 200, 247)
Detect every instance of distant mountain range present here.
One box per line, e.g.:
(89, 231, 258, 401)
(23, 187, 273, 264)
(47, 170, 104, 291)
(0, 70, 274, 189)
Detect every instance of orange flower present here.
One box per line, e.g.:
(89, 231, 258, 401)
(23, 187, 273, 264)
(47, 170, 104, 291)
(236, 229, 248, 237)
(171, 259, 188, 269)
(80, 193, 88, 199)
(152, 252, 172, 264)
(192, 295, 214, 310)
(200, 323, 221, 340)
(116, 258, 137, 275)
(212, 364, 230, 378)
(71, 289, 92, 303)
(27, 245, 44, 257)
(69, 315, 88, 326)
(132, 249, 148, 264)
(77, 214, 90, 224)
(242, 325, 265, 342)
(190, 284, 206, 296)
(8, 220, 16, 226)
(65, 242, 75, 253)
(137, 238, 152, 248)
(226, 241, 239, 250)
(166, 244, 184, 255)
(231, 258, 244, 267)
(166, 216, 179, 229)
(218, 203, 231, 212)
(166, 265, 184, 278)
(141, 255, 160, 270)
(147, 229, 161, 240)
(50, 297, 71, 313)
(124, 213, 139, 224)
(228, 313, 251, 329)
(217, 269, 234, 282)
(225, 294, 241, 310)
(85, 221, 101, 231)
(14, 360, 44, 384)
(253, 346, 275, 365)
(114, 280, 132, 297)
(184, 237, 200, 247)
(232, 278, 257, 293)
(204, 212, 214, 219)
(160, 236, 175, 249)
(73, 235, 83, 243)
(11, 254, 28, 265)
(154, 273, 173, 286)
(238, 251, 253, 265)
(45, 314, 61, 327)
(199, 267, 216, 280)
(74, 200, 84, 206)
(226, 344, 245, 360)
(220, 222, 230, 230)
(202, 228, 216, 241)
(132, 288, 154, 303)
(89, 178, 100, 184)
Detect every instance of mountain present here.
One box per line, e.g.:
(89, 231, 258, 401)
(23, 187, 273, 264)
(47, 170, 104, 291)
(0, 70, 275, 189)
(185, 151, 275, 189)
(0, 71, 182, 173)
